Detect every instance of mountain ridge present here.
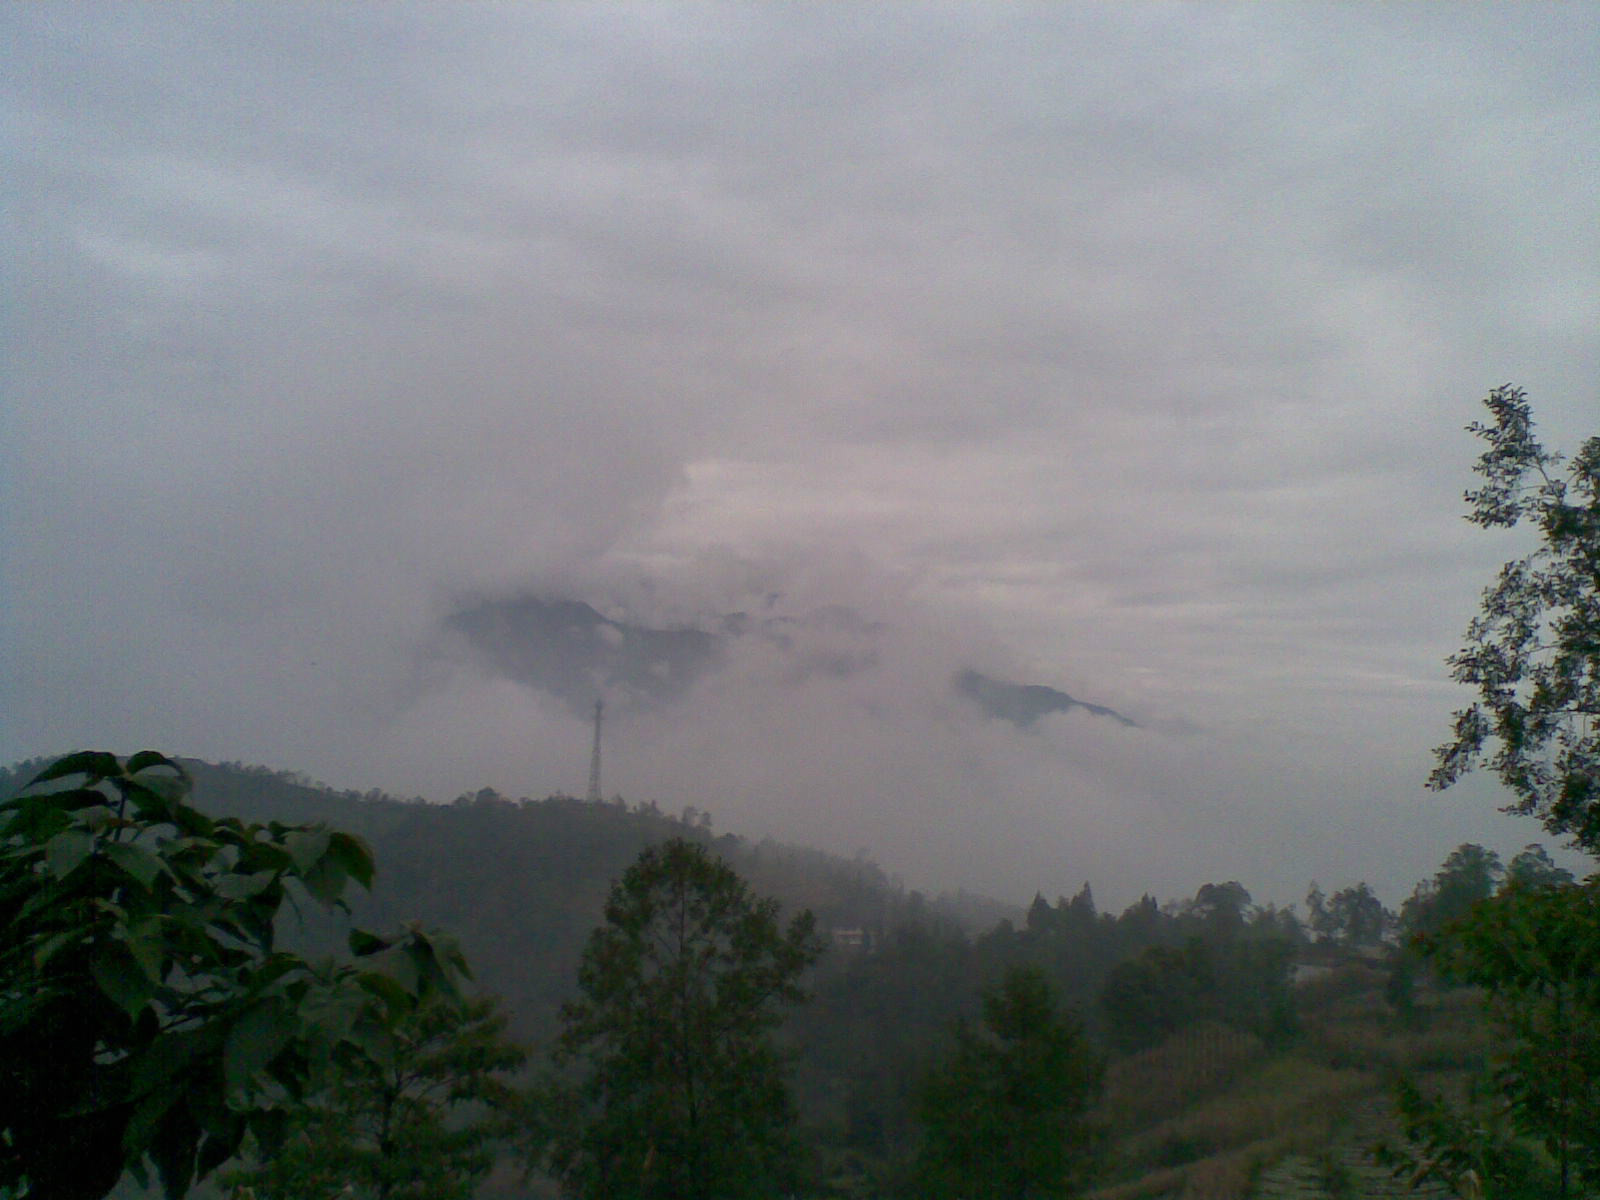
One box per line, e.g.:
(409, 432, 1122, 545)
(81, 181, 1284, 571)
(447, 592, 1138, 730)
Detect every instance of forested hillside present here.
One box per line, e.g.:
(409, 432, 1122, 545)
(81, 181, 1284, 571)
(4, 755, 1587, 1199)
(0, 757, 964, 1044)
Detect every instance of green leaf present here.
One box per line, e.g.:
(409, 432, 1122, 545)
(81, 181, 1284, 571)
(119, 780, 182, 821)
(168, 802, 215, 837)
(376, 939, 422, 995)
(344, 1009, 398, 1070)
(196, 1121, 245, 1179)
(76, 803, 120, 831)
(130, 1027, 213, 1095)
(17, 881, 77, 924)
(45, 828, 94, 877)
(224, 999, 297, 1094)
(123, 914, 168, 982)
(124, 749, 183, 777)
(93, 943, 157, 1017)
(147, 1092, 201, 1200)
(214, 870, 275, 901)
(31, 927, 83, 970)
(299, 852, 348, 906)
(230, 834, 290, 876)
(104, 841, 166, 890)
(296, 975, 366, 1044)
(25, 750, 120, 788)
(122, 759, 192, 813)
(349, 928, 389, 957)
(327, 830, 376, 890)
(355, 969, 412, 1015)
(282, 828, 331, 876)
(416, 927, 473, 989)
(122, 1080, 185, 1165)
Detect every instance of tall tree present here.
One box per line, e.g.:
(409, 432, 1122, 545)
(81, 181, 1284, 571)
(1505, 843, 1576, 890)
(1387, 389, 1600, 1198)
(551, 837, 823, 1200)
(1399, 843, 1503, 939)
(1305, 882, 1333, 942)
(0, 751, 469, 1200)
(1329, 883, 1389, 947)
(1186, 881, 1252, 939)
(1306, 882, 1390, 947)
(913, 964, 1103, 1200)
(1435, 880, 1600, 1197)
(1430, 385, 1600, 853)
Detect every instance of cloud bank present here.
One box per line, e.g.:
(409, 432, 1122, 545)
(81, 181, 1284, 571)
(5, 4, 1597, 907)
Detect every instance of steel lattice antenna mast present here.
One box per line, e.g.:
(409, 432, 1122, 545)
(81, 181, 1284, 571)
(585, 699, 603, 803)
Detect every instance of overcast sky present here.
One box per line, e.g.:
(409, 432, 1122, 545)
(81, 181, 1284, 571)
(5, 3, 1597, 911)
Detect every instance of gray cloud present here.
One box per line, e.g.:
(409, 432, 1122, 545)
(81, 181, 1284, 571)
(5, 3, 1597, 908)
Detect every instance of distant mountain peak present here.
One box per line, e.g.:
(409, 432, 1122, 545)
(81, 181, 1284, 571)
(954, 668, 1138, 730)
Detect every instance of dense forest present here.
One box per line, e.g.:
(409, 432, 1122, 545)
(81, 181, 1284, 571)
(2, 753, 1581, 1200)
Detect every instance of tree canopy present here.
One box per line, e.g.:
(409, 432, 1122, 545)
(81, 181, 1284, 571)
(1387, 387, 1600, 1200)
(1307, 882, 1391, 947)
(1398, 843, 1503, 940)
(1385, 879, 1600, 1198)
(1430, 385, 1600, 854)
(551, 837, 823, 1200)
(913, 964, 1104, 1200)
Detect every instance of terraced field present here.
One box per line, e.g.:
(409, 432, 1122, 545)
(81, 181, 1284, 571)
(1248, 1101, 1454, 1199)
(1087, 963, 1484, 1200)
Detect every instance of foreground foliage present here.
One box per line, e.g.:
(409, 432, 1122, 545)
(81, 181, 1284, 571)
(1382, 879, 1600, 1199)
(552, 837, 824, 1200)
(0, 751, 469, 1200)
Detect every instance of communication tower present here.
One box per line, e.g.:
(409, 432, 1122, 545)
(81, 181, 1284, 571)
(585, 699, 603, 803)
